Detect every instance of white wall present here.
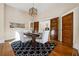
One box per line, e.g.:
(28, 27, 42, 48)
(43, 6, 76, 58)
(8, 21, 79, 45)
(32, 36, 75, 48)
(58, 17, 62, 41)
(5, 5, 30, 40)
(61, 7, 79, 52)
(73, 8, 79, 52)
(0, 4, 5, 43)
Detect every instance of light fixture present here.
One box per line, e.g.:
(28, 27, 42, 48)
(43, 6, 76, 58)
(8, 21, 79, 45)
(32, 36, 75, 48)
(29, 4, 37, 17)
(29, 3, 38, 31)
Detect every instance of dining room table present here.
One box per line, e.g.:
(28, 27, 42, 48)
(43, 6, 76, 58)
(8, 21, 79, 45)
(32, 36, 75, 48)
(24, 32, 40, 48)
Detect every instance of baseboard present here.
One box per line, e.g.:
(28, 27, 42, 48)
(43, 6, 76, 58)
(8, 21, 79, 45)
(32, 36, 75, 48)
(5, 38, 15, 42)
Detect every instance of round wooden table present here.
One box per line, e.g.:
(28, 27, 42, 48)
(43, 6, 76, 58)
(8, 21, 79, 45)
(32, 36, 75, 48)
(24, 33, 39, 48)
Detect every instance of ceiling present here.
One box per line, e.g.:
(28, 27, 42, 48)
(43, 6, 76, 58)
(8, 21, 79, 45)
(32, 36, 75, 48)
(6, 3, 79, 19)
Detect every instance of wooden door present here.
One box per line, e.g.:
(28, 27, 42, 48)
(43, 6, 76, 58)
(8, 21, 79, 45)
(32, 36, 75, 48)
(50, 17, 58, 41)
(62, 12, 73, 47)
(34, 22, 39, 32)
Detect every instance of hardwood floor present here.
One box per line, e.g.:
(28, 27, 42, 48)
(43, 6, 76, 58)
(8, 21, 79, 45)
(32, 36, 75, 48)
(0, 42, 15, 56)
(49, 40, 78, 56)
(0, 41, 78, 56)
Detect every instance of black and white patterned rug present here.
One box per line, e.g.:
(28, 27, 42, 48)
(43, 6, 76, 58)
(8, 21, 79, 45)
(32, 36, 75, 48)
(11, 41, 55, 56)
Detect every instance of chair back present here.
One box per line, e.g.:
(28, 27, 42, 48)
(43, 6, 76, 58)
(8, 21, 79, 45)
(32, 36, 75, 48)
(0, 36, 4, 43)
(41, 30, 49, 44)
(15, 29, 32, 43)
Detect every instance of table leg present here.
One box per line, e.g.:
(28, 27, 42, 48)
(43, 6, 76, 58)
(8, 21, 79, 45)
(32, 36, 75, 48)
(32, 37, 36, 48)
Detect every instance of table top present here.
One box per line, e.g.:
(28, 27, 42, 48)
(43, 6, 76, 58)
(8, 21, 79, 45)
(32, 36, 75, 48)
(24, 32, 40, 37)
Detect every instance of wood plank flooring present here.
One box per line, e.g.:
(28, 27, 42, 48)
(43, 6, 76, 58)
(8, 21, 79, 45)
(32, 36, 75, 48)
(49, 40, 78, 56)
(0, 40, 78, 56)
(0, 42, 15, 56)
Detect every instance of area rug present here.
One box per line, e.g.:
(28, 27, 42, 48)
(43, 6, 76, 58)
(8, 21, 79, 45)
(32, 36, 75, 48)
(11, 41, 55, 56)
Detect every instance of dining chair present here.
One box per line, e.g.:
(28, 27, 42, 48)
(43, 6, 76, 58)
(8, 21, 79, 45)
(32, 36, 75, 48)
(0, 36, 4, 43)
(15, 29, 32, 43)
(36, 30, 50, 44)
